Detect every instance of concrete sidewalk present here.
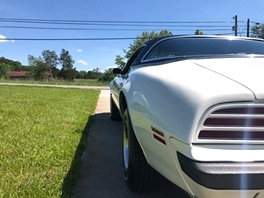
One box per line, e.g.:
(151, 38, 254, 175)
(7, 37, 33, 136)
(94, 90, 110, 113)
(73, 89, 127, 197)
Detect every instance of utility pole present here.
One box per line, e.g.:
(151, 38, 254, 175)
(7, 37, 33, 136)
(247, 19, 250, 37)
(233, 15, 238, 36)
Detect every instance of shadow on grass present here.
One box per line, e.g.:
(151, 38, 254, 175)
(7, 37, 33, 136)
(60, 115, 94, 198)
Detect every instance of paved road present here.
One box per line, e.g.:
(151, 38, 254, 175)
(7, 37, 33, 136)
(0, 83, 109, 90)
(73, 90, 190, 198)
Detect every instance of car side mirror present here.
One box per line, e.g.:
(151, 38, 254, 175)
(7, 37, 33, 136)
(112, 68, 122, 74)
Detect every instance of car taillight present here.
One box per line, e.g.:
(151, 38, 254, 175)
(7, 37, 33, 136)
(198, 104, 264, 140)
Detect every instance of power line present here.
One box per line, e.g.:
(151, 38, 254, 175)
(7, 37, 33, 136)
(250, 20, 264, 24)
(215, 32, 245, 35)
(0, 21, 233, 28)
(0, 17, 231, 24)
(0, 33, 244, 41)
(0, 18, 233, 33)
(0, 25, 231, 32)
(0, 24, 231, 28)
(0, 37, 138, 41)
(0, 17, 243, 38)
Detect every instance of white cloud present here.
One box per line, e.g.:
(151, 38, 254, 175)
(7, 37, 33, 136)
(78, 60, 88, 66)
(77, 49, 83, 52)
(0, 34, 8, 43)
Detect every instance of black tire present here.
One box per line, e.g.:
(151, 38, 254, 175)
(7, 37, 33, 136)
(122, 109, 157, 191)
(110, 96, 122, 121)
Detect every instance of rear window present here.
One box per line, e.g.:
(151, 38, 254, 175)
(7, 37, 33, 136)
(144, 38, 264, 61)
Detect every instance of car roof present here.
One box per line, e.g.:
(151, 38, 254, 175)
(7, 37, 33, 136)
(144, 35, 264, 46)
(131, 35, 264, 66)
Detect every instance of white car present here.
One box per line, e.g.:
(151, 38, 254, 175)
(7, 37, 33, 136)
(110, 35, 264, 198)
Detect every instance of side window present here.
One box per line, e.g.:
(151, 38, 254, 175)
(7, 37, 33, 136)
(144, 40, 179, 60)
(121, 46, 144, 74)
(130, 51, 142, 67)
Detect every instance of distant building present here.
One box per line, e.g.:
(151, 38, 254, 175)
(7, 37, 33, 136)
(7, 71, 30, 80)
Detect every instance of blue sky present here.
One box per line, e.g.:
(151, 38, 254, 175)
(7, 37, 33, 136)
(1, 0, 264, 71)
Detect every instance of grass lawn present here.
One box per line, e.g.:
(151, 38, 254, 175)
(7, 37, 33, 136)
(0, 85, 100, 198)
(0, 78, 109, 86)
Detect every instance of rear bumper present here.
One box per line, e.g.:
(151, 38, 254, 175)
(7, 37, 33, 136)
(177, 152, 264, 190)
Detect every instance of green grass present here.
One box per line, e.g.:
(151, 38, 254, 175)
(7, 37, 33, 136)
(0, 78, 109, 86)
(0, 85, 100, 198)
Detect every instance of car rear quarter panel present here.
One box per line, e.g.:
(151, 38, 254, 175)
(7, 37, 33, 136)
(126, 60, 254, 144)
(112, 58, 262, 197)
(119, 60, 255, 192)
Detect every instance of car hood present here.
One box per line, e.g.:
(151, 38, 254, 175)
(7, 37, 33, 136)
(190, 58, 264, 100)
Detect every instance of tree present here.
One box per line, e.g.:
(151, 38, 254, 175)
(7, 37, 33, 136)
(0, 63, 10, 78)
(42, 50, 58, 79)
(76, 70, 87, 79)
(59, 49, 76, 81)
(28, 50, 60, 81)
(115, 55, 126, 68)
(86, 68, 102, 79)
(115, 30, 173, 68)
(28, 55, 49, 80)
(98, 68, 116, 82)
(59, 49, 74, 70)
(251, 24, 264, 38)
(194, 29, 204, 35)
(21, 65, 33, 71)
(28, 51, 60, 81)
(0, 57, 23, 71)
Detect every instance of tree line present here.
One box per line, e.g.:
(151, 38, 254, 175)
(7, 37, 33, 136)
(0, 49, 115, 82)
(76, 67, 115, 82)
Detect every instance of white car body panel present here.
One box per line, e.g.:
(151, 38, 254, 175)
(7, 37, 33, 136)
(113, 59, 264, 197)
(110, 36, 264, 198)
(191, 58, 264, 100)
(128, 59, 255, 143)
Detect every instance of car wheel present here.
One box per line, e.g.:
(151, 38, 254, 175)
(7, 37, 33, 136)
(122, 109, 157, 191)
(110, 96, 122, 121)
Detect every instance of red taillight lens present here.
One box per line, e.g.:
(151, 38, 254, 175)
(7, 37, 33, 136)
(212, 107, 264, 114)
(199, 130, 264, 140)
(204, 118, 264, 127)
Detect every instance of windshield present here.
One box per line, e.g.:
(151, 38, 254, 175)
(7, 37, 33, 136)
(144, 38, 264, 61)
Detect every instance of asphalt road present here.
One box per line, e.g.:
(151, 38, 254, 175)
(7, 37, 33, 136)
(73, 90, 191, 198)
(0, 83, 109, 90)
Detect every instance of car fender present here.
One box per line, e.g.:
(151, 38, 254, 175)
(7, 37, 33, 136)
(126, 61, 255, 144)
